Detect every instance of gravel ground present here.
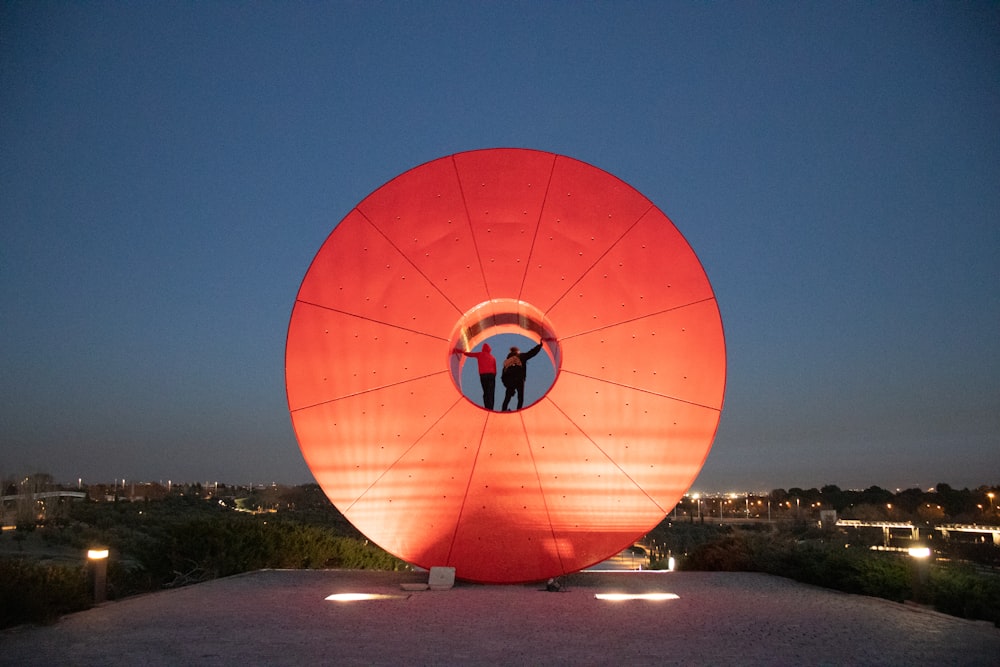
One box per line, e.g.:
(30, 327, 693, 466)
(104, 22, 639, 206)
(2, 569, 998, 666)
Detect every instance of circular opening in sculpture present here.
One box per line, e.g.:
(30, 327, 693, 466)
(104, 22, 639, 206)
(448, 299, 561, 412)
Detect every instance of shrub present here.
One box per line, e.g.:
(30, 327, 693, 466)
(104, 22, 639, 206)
(6, 494, 407, 626)
(128, 517, 405, 588)
(0, 558, 91, 628)
(677, 526, 998, 624)
(927, 563, 1000, 625)
(773, 543, 910, 601)
(681, 534, 755, 571)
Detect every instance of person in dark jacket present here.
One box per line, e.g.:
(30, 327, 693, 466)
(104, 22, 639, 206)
(500, 341, 544, 411)
(458, 343, 497, 410)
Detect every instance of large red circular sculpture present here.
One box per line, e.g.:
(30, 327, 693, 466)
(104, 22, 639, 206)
(286, 149, 725, 583)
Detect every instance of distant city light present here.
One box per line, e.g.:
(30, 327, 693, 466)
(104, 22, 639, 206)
(87, 549, 109, 560)
(908, 547, 931, 559)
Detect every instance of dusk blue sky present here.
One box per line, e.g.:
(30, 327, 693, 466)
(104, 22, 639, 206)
(2, 2, 997, 492)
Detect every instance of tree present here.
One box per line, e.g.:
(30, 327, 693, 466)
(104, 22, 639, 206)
(821, 485, 849, 511)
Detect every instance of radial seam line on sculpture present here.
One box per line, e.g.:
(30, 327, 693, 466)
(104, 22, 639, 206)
(518, 154, 559, 301)
(542, 203, 654, 314)
(342, 396, 466, 514)
(445, 411, 491, 566)
(288, 371, 451, 413)
(553, 297, 718, 341)
(294, 298, 452, 342)
(543, 396, 669, 515)
(519, 409, 570, 575)
(450, 154, 492, 302)
(354, 208, 467, 315)
(556, 370, 722, 412)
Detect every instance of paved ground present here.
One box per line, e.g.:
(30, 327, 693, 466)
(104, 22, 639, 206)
(2, 569, 998, 666)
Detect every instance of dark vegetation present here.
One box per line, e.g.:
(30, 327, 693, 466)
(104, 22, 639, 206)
(0, 484, 403, 628)
(2, 480, 998, 628)
(645, 520, 1000, 627)
(0, 558, 90, 630)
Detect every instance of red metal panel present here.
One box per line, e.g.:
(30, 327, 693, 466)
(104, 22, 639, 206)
(543, 375, 721, 506)
(520, 401, 670, 568)
(341, 404, 484, 568)
(522, 155, 654, 312)
(294, 209, 460, 337)
(446, 413, 564, 583)
(286, 148, 726, 583)
(453, 149, 556, 299)
(289, 377, 458, 510)
(285, 303, 449, 411)
(558, 300, 726, 408)
(357, 156, 489, 312)
(546, 206, 716, 336)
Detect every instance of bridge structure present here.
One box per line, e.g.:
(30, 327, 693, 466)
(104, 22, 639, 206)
(937, 523, 1000, 546)
(837, 519, 1000, 547)
(1, 491, 87, 502)
(836, 519, 922, 545)
(1, 491, 87, 528)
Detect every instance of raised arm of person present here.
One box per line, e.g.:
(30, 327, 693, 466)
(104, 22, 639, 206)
(521, 341, 544, 361)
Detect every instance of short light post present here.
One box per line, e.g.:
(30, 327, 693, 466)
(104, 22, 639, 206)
(908, 545, 931, 603)
(87, 548, 109, 604)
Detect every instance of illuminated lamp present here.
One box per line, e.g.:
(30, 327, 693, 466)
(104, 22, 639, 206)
(595, 593, 680, 601)
(325, 593, 406, 602)
(286, 149, 726, 583)
(87, 547, 110, 603)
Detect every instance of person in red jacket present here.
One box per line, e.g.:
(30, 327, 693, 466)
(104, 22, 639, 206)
(457, 343, 497, 410)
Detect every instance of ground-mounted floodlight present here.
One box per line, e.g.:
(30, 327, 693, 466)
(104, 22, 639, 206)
(595, 593, 680, 602)
(325, 593, 407, 602)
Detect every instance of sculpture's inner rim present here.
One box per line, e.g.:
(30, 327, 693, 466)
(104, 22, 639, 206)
(448, 298, 561, 409)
